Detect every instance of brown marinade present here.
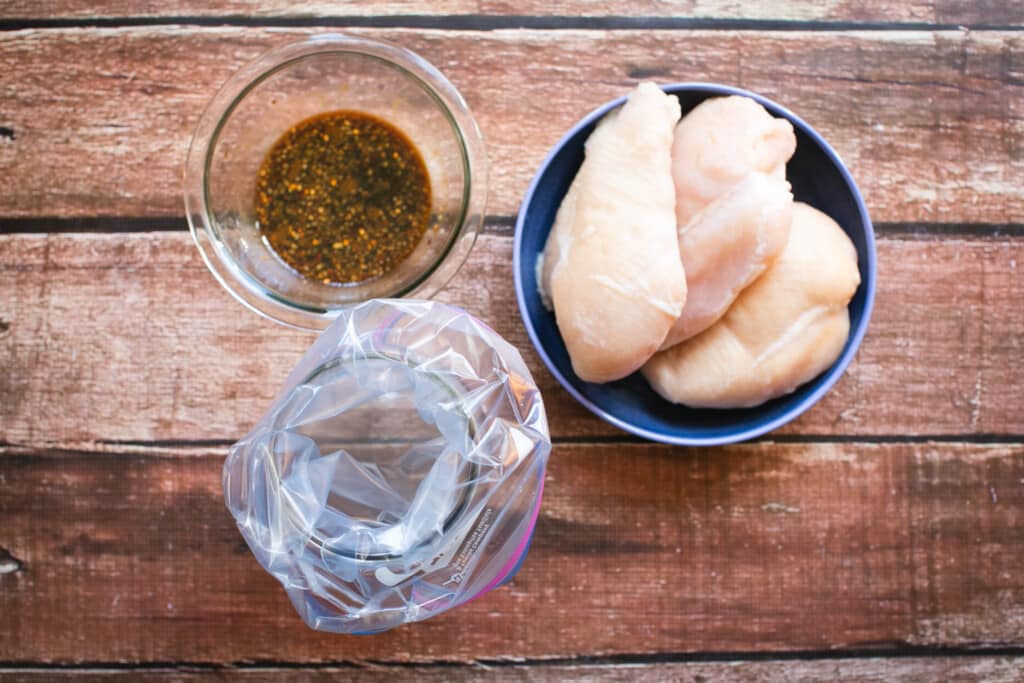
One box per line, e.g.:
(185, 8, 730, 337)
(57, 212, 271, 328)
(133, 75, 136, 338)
(255, 110, 432, 284)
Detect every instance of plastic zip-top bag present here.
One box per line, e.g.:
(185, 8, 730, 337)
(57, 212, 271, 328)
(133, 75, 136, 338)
(224, 300, 551, 633)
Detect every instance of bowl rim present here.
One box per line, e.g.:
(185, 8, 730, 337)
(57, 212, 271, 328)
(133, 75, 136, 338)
(513, 82, 877, 446)
(184, 33, 488, 330)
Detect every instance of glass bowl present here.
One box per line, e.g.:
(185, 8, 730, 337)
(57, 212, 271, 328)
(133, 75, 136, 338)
(184, 34, 487, 329)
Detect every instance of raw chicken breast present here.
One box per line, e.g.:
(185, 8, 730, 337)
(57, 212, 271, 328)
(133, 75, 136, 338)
(643, 203, 860, 408)
(537, 173, 580, 312)
(540, 82, 686, 383)
(673, 95, 796, 225)
(658, 172, 793, 350)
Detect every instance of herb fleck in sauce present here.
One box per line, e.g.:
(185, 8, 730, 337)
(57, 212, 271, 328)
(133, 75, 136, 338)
(255, 111, 431, 284)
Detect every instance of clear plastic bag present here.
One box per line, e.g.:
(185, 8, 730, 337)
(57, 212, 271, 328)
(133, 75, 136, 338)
(224, 299, 551, 633)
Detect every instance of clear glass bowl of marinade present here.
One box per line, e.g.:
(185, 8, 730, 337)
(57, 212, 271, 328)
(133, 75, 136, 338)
(185, 34, 487, 329)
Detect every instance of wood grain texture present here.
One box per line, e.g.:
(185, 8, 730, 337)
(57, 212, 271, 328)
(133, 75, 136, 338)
(0, 28, 1021, 223)
(1, 231, 1023, 446)
(0, 442, 1021, 662)
(3, 657, 1024, 682)
(2, 1, 1023, 24)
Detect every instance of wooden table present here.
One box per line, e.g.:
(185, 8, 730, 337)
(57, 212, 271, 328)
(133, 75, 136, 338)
(2, 2, 1023, 681)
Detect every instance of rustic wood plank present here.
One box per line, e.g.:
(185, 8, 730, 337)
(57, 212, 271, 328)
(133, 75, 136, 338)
(2, 657, 1024, 682)
(2, 1, 1022, 25)
(0, 442, 1021, 662)
(0, 28, 1021, 223)
(1, 231, 1022, 446)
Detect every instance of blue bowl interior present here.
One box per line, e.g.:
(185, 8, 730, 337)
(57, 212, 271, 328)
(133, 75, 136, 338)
(514, 84, 876, 445)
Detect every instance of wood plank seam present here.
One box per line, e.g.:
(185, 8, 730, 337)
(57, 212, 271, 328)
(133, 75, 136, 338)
(2, 432, 1024, 448)
(2, 217, 1024, 238)
(2, 647, 1024, 669)
(2, 435, 1024, 465)
(2, 660, 1024, 682)
(1, 17, 1023, 32)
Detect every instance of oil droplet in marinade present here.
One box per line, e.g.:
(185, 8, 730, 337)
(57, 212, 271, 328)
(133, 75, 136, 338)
(255, 110, 432, 285)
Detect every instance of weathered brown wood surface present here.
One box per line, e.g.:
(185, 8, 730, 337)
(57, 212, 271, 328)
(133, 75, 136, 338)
(1, 1, 1023, 681)
(1, 232, 1023, 446)
(0, 28, 1022, 223)
(1, 442, 1022, 663)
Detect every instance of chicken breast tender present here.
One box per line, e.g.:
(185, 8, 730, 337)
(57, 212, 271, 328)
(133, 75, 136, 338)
(659, 172, 793, 350)
(643, 203, 860, 408)
(672, 95, 796, 226)
(540, 82, 686, 383)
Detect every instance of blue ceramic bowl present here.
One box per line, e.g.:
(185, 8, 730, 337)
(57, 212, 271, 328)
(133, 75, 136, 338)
(513, 83, 876, 446)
